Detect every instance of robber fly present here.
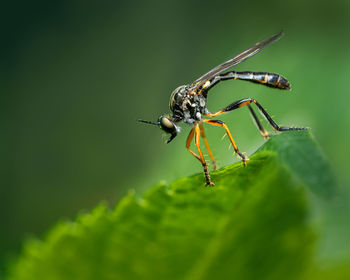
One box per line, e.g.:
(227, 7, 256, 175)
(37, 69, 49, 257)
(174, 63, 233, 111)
(139, 31, 305, 186)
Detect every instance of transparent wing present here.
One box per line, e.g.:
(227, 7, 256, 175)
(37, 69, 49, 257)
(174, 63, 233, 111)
(192, 31, 284, 90)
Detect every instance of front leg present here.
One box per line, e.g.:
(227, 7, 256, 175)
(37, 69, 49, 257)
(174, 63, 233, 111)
(199, 124, 217, 170)
(186, 125, 214, 186)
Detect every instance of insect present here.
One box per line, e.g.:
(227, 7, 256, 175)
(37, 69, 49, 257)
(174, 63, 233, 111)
(138, 31, 305, 186)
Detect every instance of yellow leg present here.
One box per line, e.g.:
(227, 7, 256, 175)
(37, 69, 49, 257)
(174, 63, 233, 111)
(194, 124, 214, 186)
(186, 127, 201, 162)
(199, 124, 217, 170)
(203, 119, 248, 165)
(186, 125, 214, 186)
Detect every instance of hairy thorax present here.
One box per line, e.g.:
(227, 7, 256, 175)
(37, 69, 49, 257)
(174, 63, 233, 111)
(169, 85, 208, 124)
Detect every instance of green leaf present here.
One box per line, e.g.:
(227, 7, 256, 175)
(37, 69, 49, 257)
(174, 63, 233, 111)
(257, 131, 336, 197)
(6, 131, 340, 280)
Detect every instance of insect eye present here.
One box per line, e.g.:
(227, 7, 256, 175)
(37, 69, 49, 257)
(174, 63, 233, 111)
(159, 116, 175, 133)
(158, 116, 179, 144)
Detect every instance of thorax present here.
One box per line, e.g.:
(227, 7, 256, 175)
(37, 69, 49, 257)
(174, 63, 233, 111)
(169, 85, 208, 124)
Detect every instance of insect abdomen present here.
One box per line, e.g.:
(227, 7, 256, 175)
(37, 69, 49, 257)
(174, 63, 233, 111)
(219, 71, 290, 90)
(236, 71, 290, 89)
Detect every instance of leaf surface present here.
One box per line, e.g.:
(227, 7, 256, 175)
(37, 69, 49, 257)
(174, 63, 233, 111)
(7, 131, 340, 280)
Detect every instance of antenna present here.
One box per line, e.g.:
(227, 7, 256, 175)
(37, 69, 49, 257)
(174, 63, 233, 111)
(137, 119, 159, 126)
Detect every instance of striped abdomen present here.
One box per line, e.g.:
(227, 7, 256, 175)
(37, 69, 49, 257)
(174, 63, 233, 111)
(217, 71, 290, 90)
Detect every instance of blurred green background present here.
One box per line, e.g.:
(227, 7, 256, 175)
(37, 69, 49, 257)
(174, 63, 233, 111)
(1, 0, 350, 275)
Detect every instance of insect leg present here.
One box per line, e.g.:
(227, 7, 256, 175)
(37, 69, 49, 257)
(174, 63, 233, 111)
(199, 124, 217, 170)
(207, 98, 306, 134)
(203, 119, 248, 165)
(247, 104, 270, 139)
(186, 128, 201, 161)
(186, 126, 214, 186)
(203, 71, 290, 93)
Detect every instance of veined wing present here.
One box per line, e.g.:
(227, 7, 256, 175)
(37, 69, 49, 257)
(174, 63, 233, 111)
(192, 31, 284, 90)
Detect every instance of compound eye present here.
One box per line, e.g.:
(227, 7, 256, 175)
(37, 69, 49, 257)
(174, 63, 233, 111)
(161, 117, 173, 128)
(159, 116, 176, 134)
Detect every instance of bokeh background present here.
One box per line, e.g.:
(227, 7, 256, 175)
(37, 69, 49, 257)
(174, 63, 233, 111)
(1, 0, 350, 275)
